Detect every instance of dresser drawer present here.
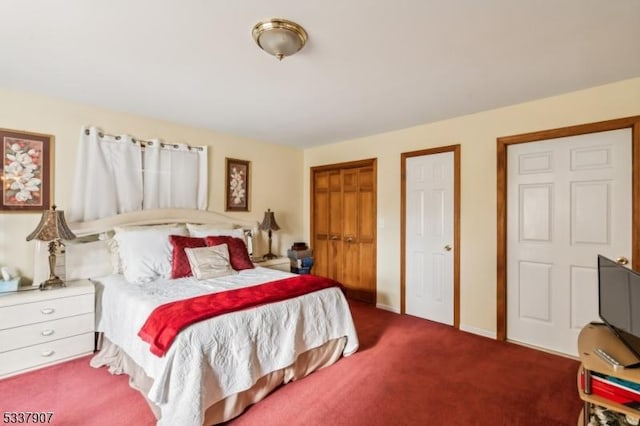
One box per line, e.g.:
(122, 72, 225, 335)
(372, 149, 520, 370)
(0, 333, 94, 378)
(0, 313, 94, 353)
(1, 293, 94, 330)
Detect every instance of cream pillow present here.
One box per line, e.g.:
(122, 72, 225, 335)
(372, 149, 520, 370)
(184, 244, 237, 280)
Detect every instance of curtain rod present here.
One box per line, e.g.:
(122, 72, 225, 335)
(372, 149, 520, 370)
(84, 128, 204, 151)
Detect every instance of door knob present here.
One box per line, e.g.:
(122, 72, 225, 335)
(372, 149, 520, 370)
(617, 256, 629, 265)
(346, 236, 354, 243)
(444, 245, 452, 252)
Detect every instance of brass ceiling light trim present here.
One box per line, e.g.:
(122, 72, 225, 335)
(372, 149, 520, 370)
(252, 18, 308, 61)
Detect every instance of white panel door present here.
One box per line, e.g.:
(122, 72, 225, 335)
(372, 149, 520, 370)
(405, 152, 454, 325)
(507, 129, 632, 356)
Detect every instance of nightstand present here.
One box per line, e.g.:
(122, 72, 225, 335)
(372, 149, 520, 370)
(0, 279, 95, 379)
(254, 257, 291, 272)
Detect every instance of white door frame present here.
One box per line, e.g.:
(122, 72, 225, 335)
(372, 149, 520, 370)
(496, 116, 640, 341)
(401, 145, 460, 328)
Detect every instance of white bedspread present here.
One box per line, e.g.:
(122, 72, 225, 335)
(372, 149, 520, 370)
(91, 267, 359, 426)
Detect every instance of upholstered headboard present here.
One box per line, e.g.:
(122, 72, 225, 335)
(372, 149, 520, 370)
(33, 208, 259, 286)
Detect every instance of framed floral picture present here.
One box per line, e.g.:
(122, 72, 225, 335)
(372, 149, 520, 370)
(1, 128, 53, 212)
(225, 158, 250, 212)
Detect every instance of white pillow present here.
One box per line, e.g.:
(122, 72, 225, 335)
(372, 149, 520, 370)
(65, 240, 113, 281)
(114, 224, 187, 283)
(187, 226, 245, 239)
(184, 244, 237, 280)
(109, 223, 181, 273)
(107, 238, 123, 273)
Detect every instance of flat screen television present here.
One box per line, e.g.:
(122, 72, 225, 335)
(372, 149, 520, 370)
(598, 254, 640, 367)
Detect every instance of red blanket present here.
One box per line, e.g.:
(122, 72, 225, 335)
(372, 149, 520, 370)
(138, 275, 341, 356)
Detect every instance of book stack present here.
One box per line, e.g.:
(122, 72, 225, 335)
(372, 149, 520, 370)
(581, 369, 640, 409)
(287, 242, 313, 274)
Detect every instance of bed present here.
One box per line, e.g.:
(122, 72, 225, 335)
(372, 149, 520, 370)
(36, 209, 359, 425)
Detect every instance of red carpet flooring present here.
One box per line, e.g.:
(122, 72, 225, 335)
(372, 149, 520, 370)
(0, 300, 582, 425)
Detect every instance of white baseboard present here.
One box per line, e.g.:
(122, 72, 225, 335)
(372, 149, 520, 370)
(459, 324, 497, 339)
(375, 303, 400, 313)
(368, 307, 498, 340)
(371, 306, 499, 341)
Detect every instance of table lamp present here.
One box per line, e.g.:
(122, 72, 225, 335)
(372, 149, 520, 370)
(259, 208, 280, 260)
(26, 205, 76, 290)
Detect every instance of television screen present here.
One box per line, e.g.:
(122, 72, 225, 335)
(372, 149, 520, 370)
(598, 255, 640, 361)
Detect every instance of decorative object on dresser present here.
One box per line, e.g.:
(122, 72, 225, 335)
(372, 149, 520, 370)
(0, 266, 20, 293)
(26, 205, 76, 290)
(259, 208, 280, 260)
(225, 158, 250, 212)
(287, 242, 314, 274)
(0, 279, 95, 379)
(1, 128, 53, 212)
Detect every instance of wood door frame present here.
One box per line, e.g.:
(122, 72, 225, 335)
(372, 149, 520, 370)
(400, 145, 461, 329)
(310, 158, 378, 302)
(496, 115, 640, 341)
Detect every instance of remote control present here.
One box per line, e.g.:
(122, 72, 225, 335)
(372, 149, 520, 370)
(594, 348, 624, 370)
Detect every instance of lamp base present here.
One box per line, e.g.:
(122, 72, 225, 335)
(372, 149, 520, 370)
(263, 252, 278, 260)
(39, 276, 66, 291)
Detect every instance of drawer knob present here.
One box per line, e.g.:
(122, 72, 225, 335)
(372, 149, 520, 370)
(41, 329, 54, 337)
(41, 350, 55, 357)
(40, 308, 55, 315)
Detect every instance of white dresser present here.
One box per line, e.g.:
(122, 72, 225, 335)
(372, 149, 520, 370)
(0, 279, 95, 379)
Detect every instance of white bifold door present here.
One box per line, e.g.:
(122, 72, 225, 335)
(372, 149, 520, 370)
(507, 129, 632, 356)
(405, 152, 454, 325)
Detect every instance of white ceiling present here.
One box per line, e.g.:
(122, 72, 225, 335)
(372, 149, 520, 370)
(1, 1, 639, 148)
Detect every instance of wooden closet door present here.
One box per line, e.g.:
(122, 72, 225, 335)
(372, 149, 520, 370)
(342, 167, 376, 303)
(341, 169, 359, 290)
(357, 166, 376, 303)
(311, 159, 376, 304)
(312, 170, 342, 281)
(312, 171, 330, 277)
(327, 171, 342, 281)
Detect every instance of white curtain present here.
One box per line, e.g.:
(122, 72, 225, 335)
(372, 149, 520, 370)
(70, 127, 143, 222)
(70, 127, 208, 221)
(143, 140, 208, 210)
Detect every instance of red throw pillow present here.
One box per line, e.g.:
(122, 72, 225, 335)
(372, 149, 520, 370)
(205, 236, 254, 271)
(169, 235, 207, 278)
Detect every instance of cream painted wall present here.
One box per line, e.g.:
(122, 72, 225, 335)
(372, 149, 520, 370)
(3, 77, 639, 333)
(0, 88, 304, 282)
(303, 77, 640, 335)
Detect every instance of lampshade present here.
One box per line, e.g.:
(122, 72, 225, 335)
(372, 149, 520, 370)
(26, 205, 76, 242)
(259, 208, 280, 231)
(252, 19, 308, 61)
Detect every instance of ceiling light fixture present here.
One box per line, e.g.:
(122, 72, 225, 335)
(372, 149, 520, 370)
(252, 18, 308, 61)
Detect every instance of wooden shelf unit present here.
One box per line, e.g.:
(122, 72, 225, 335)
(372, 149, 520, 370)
(577, 324, 640, 425)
